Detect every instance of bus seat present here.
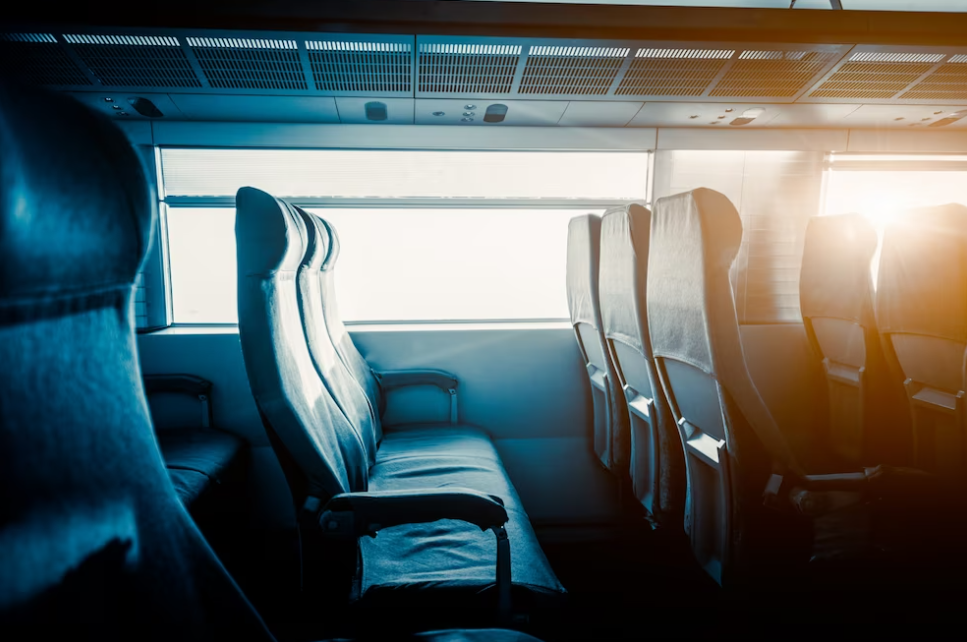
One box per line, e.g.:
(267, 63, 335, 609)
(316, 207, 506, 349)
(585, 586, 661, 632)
(875, 204, 967, 484)
(800, 213, 911, 468)
(566, 214, 631, 476)
(598, 203, 686, 526)
(234, 187, 565, 632)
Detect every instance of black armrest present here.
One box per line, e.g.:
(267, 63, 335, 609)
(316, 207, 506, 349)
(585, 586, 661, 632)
(374, 369, 459, 393)
(142, 374, 213, 428)
(143, 374, 212, 397)
(317, 488, 507, 538)
(373, 369, 460, 424)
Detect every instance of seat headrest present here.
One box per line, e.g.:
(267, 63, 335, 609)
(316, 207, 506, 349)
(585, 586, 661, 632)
(0, 81, 153, 308)
(876, 203, 967, 344)
(800, 213, 878, 324)
(566, 213, 603, 328)
(295, 206, 329, 271)
(316, 215, 341, 272)
(599, 203, 651, 350)
(235, 187, 306, 276)
(648, 188, 742, 375)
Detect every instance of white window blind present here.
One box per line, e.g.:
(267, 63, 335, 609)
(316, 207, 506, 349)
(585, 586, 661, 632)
(159, 149, 649, 201)
(653, 149, 825, 324)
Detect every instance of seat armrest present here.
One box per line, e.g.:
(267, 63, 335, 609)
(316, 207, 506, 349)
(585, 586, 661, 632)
(317, 488, 507, 538)
(373, 369, 460, 424)
(142, 374, 214, 428)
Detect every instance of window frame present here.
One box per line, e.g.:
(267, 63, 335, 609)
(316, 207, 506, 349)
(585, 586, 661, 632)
(154, 145, 654, 329)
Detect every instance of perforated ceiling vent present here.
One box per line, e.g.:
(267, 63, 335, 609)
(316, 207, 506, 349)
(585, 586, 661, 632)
(0, 33, 91, 86)
(709, 50, 838, 98)
(901, 56, 967, 101)
(307, 41, 411, 93)
(809, 51, 944, 100)
(615, 48, 733, 97)
(519, 46, 628, 96)
(187, 37, 305, 90)
(64, 34, 200, 88)
(418, 43, 521, 94)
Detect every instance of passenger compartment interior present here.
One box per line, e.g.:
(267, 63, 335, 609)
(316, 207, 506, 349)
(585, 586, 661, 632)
(5, 2, 967, 640)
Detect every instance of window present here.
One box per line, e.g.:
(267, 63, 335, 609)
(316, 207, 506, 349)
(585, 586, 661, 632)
(160, 149, 648, 324)
(822, 154, 967, 285)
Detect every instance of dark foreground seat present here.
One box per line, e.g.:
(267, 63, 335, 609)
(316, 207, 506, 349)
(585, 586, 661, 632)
(234, 188, 564, 633)
(0, 80, 546, 642)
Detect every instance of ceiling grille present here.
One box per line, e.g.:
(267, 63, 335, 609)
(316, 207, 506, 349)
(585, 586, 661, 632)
(188, 37, 305, 90)
(417, 43, 521, 94)
(307, 41, 411, 93)
(0, 34, 91, 86)
(709, 50, 837, 98)
(809, 60, 938, 99)
(615, 48, 733, 96)
(519, 46, 628, 95)
(65, 34, 200, 88)
(901, 58, 967, 101)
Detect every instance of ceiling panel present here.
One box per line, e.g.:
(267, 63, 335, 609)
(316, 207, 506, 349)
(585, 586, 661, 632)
(414, 99, 568, 125)
(839, 104, 967, 129)
(169, 94, 339, 122)
(558, 101, 643, 126)
(628, 102, 781, 127)
(67, 91, 183, 120)
(335, 97, 414, 124)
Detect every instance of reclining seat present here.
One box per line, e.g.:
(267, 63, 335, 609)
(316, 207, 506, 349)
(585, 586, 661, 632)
(300, 209, 507, 468)
(800, 214, 912, 468)
(875, 204, 967, 484)
(235, 187, 564, 632)
(566, 214, 631, 475)
(598, 204, 686, 525)
(0, 81, 547, 642)
(314, 215, 461, 432)
(645, 189, 830, 587)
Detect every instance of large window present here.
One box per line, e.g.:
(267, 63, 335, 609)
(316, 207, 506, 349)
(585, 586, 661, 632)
(822, 154, 967, 284)
(160, 149, 648, 324)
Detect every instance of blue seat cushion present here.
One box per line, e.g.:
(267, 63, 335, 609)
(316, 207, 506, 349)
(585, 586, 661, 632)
(359, 426, 565, 612)
(157, 428, 243, 507)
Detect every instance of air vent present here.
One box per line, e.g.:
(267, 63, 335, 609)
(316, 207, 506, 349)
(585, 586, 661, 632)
(901, 57, 967, 101)
(809, 50, 943, 100)
(0, 33, 91, 86)
(307, 41, 411, 93)
(519, 46, 628, 96)
(418, 43, 521, 94)
(187, 37, 305, 90)
(615, 48, 733, 97)
(64, 34, 200, 88)
(709, 50, 838, 98)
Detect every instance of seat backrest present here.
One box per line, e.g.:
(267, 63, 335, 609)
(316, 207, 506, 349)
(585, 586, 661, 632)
(295, 206, 380, 465)
(646, 189, 803, 587)
(598, 204, 685, 523)
(800, 213, 911, 467)
(0, 81, 273, 641)
(235, 187, 368, 507)
(314, 217, 386, 422)
(875, 204, 967, 484)
(566, 214, 630, 474)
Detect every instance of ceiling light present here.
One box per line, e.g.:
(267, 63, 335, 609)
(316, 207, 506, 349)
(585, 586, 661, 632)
(742, 108, 766, 119)
(464, 104, 477, 110)
(461, 117, 474, 122)
(104, 97, 114, 102)
(725, 108, 734, 113)
(432, 111, 445, 116)
(463, 111, 475, 117)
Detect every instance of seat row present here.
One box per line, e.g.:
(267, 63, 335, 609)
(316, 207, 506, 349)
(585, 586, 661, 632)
(0, 81, 546, 642)
(566, 189, 967, 587)
(232, 187, 566, 632)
